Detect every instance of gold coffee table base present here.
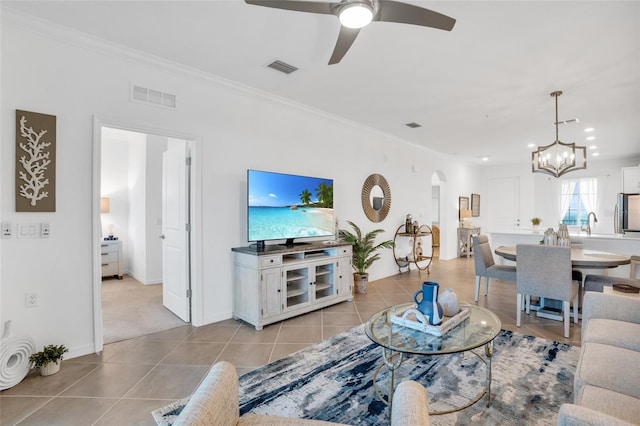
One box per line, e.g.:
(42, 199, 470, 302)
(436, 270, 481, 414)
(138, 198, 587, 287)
(372, 342, 494, 416)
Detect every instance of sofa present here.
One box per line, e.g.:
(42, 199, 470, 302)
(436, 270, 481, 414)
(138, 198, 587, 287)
(173, 360, 430, 426)
(557, 291, 640, 425)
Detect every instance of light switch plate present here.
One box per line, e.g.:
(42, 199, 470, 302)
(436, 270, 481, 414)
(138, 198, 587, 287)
(17, 223, 39, 238)
(41, 222, 50, 237)
(1, 222, 12, 238)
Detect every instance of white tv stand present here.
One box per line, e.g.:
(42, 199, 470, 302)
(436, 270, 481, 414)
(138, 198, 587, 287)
(231, 241, 354, 330)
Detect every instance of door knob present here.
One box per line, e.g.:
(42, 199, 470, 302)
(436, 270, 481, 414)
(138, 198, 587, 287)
(159, 234, 165, 239)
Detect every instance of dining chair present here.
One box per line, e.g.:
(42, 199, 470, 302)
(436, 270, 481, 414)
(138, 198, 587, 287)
(516, 244, 579, 338)
(472, 235, 517, 302)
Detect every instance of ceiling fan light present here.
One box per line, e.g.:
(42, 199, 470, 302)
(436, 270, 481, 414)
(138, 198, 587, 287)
(339, 5, 373, 28)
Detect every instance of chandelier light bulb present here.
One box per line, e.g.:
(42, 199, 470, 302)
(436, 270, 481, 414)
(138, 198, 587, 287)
(339, 4, 373, 28)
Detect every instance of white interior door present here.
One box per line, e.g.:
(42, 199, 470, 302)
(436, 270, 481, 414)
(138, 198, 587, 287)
(487, 177, 520, 231)
(162, 141, 191, 322)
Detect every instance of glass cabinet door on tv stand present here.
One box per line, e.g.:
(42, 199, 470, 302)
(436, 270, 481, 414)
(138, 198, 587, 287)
(392, 224, 434, 273)
(283, 264, 311, 312)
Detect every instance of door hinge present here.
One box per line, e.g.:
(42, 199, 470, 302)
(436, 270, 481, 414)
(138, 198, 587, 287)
(186, 289, 192, 298)
(186, 223, 191, 232)
(186, 156, 192, 166)
(261, 308, 263, 316)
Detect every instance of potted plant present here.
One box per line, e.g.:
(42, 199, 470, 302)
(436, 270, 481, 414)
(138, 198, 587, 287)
(339, 221, 394, 293)
(531, 217, 542, 229)
(29, 344, 68, 376)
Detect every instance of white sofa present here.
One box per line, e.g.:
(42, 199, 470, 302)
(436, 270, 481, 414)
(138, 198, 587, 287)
(173, 361, 430, 426)
(557, 291, 640, 425)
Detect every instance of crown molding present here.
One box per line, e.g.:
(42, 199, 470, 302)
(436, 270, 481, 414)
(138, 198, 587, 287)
(2, 7, 434, 154)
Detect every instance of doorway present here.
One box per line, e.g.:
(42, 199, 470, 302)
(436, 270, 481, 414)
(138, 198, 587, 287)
(92, 120, 197, 352)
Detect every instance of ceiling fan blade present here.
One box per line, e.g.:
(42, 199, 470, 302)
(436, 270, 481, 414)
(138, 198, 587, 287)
(375, 0, 456, 31)
(244, 0, 334, 15)
(328, 26, 361, 64)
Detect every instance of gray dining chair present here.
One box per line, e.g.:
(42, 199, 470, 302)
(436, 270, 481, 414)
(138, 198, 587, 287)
(516, 244, 579, 338)
(472, 235, 517, 302)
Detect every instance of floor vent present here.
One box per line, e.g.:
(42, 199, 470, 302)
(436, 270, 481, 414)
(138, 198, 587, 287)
(405, 122, 422, 128)
(267, 60, 298, 75)
(131, 84, 177, 109)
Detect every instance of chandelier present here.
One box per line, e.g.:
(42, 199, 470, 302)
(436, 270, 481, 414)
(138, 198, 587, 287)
(531, 91, 587, 178)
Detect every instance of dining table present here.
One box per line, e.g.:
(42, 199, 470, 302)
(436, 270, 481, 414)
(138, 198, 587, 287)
(494, 245, 631, 321)
(494, 246, 631, 269)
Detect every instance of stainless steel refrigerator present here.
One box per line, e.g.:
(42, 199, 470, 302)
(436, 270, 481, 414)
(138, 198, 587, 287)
(615, 193, 640, 233)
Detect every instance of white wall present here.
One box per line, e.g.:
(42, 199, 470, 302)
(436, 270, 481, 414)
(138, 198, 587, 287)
(102, 129, 164, 284)
(127, 135, 147, 280)
(479, 157, 640, 234)
(1, 12, 475, 357)
(144, 135, 165, 284)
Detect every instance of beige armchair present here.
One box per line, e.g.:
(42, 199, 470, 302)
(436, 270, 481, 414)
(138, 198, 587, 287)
(516, 244, 579, 338)
(472, 235, 517, 301)
(173, 361, 430, 426)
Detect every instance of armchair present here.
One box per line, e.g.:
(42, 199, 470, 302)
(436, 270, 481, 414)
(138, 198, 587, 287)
(172, 361, 430, 426)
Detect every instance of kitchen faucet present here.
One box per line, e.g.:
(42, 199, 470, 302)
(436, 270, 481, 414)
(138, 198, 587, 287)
(582, 211, 598, 235)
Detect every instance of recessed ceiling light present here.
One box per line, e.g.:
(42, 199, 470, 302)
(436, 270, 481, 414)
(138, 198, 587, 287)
(584, 127, 595, 132)
(586, 136, 596, 141)
(405, 122, 422, 128)
(482, 157, 489, 162)
(527, 143, 536, 148)
(589, 145, 597, 150)
(592, 152, 600, 157)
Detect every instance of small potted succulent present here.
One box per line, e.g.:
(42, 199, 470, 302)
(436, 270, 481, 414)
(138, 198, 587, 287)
(531, 217, 542, 229)
(29, 344, 68, 376)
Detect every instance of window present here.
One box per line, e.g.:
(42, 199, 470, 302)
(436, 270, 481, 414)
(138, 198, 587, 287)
(560, 178, 597, 226)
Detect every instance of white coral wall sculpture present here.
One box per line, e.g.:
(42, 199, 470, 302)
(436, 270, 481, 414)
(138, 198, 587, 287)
(18, 115, 51, 206)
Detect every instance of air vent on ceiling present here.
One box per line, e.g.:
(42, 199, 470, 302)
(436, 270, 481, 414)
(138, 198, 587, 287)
(405, 122, 422, 128)
(131, 84, 176, 109)
(267, 60, 298, 75)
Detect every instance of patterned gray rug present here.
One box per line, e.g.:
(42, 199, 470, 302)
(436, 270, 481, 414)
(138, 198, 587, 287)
(154, 324, 579, 425)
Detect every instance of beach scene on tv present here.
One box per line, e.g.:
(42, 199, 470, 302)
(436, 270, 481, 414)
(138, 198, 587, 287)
(248, 171, 334, 242)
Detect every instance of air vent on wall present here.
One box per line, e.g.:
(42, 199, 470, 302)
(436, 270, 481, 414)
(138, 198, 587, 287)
(131, 84, 176, 109)
(267, 60, 298, 75)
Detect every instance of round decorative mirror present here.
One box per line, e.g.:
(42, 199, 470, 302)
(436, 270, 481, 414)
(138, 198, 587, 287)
(361, 174, 391, 222)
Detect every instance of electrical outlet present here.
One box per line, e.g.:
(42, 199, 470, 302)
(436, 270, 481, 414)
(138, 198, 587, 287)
(41, 222, 50, 237)
(25, 292, 38, 308)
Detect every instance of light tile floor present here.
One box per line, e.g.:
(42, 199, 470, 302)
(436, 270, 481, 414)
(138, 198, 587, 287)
(0, 255, 582, 425)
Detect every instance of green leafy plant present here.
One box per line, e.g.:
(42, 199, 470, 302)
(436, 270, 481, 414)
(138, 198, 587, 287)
(29, 344, 68, 368)
(339, 221, 394, 275)
(531, 217, 542, 226)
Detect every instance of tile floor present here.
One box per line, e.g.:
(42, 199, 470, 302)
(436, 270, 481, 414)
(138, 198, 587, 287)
(0, 255, 582, 425)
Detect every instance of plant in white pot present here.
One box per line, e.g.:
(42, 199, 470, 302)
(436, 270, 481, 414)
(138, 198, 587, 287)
(339, 221, 394, 293)
(29, 344, 68, 376)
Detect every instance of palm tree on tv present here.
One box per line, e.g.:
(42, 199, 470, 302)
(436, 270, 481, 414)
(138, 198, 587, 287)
(315, 182, 333, 208)
(299, 189, 312, 206)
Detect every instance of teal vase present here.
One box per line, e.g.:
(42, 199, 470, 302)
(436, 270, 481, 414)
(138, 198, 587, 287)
(413, 281, 444, 325)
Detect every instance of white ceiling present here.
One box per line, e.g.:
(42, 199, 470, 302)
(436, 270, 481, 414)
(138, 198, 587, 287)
(4, 0, 640, 167)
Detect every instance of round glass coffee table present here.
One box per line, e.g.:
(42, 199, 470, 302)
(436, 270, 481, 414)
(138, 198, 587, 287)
(364, 302, 501, 415)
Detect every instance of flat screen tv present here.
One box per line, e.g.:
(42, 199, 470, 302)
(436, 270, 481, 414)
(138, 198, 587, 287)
(247, 169, 334, 248)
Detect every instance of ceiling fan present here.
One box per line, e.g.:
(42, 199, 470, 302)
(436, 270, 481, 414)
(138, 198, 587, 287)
(245, 0, 456, 64)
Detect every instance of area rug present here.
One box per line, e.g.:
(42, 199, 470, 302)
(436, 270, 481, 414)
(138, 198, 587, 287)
(153, 324, 579, 425)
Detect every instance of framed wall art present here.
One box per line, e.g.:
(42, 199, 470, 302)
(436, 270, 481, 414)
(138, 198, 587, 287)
(458, 196, 469, 219)
(15, 110, 56, 212)
(471, 193, 480, 217)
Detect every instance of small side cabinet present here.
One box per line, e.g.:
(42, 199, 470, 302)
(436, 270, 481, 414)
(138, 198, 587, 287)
(101, 240, 123, 279)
